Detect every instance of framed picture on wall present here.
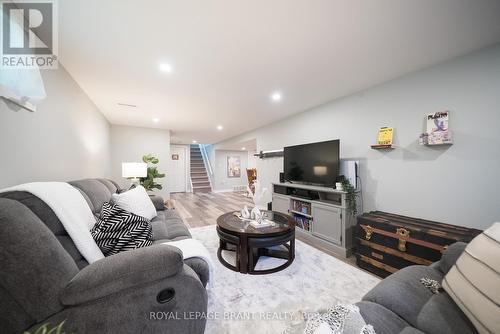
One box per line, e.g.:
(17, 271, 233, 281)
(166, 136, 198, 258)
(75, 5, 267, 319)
(227, 156, 241, 178)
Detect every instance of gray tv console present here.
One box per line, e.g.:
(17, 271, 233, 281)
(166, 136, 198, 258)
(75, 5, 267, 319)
(272, 182, 359, 258)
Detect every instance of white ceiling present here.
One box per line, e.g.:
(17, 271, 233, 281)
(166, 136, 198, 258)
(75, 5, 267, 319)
(216, 139, 257, 152)
(58, 0, 500, 144)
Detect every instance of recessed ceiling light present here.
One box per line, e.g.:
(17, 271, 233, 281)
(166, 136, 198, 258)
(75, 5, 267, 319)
(271, 92, 282, 102)
(217, 125, 223, 131)
(152, 118, 159, 123)
(192, 140, 197, 144)
(241, 147, 246, 150)
(159, 63, 172, 73)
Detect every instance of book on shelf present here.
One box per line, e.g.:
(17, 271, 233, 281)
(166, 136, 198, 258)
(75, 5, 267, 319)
(427, 131, 453, 145)
(426, 111, 449, 134)
(376, 127, 393, 145)
(293, 214, 311, 231)
(420, 111, 452, 145)
(292, 199, 311, 215)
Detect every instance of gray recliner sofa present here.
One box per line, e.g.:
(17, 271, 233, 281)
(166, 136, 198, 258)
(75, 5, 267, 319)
(0, 178, 209, 334)
(356, 242, 476, 334)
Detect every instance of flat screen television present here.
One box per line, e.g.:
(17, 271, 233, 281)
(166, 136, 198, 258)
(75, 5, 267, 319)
(284, 140, 340, 187)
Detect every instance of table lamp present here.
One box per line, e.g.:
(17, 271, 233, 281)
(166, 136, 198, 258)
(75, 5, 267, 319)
(122, 162, 147, 188)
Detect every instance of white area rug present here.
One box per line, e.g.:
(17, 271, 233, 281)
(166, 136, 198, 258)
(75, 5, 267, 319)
(190, 226, 380, 334)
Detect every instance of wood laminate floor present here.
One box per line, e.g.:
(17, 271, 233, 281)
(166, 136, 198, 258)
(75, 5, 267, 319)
(171, 191, 359, 267)
(171, 191, 254, 227)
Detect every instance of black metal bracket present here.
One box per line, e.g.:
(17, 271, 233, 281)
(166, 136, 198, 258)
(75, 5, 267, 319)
(253, 149, 284, 159)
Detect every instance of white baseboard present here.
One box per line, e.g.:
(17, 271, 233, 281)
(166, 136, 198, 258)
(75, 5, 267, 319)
(213, 189, 234, 193)
(213, 188, 248, 194)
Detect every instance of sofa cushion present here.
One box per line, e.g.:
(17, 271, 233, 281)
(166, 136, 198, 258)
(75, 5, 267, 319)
(91, 202, 153, 256)
(60, 245, 184, 306)
(0, 191, 89, 268)
(416, 292, 477, 334)
(150, 209, 208, 285)
(149, 194, 166, 211)
(362, 265, 443, 327)
(69, 179, 114, 214)
(111, 186, 157, 220)
(0, 198, 79, 333)
(161, 208, 185, 222)
(356, 301, 409, 334)
(184, 257, 210, 287)
(438, 242, 467, 274)
(399, 328, 426, 334)
(442, 223, 500, 334)
(95, 178, 120, 194)
(74, 188, 95, 213)
(151, 210, 192, 240)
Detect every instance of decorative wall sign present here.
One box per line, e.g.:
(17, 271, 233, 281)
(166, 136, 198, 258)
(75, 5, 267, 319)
(420, 111, 453, 145)
(371, 127, 395, 149)
(227, 156, 241, 178)
(172, 154, 179, 160)
(377, 127, 394, 145)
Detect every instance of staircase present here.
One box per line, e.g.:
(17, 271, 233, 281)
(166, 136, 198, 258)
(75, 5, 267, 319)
(190, 145, 212, 193)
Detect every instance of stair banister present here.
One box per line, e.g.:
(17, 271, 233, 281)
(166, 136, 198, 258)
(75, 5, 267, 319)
(199, 144, 214, 192)
(199, 144, 213, 176)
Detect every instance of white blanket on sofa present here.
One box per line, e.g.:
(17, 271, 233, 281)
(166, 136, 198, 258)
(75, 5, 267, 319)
(1, 182, 213, 284)
(161, 238, 214, 287)
(0, 182, 105, 263)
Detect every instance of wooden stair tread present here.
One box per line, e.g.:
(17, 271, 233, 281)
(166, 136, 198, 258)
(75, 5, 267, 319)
(188, 148, 212, 192)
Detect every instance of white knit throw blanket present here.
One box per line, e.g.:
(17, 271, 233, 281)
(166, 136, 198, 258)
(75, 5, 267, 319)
(0, 182, 105, 263)
(286, 304, 376, 334)
(161, 238, 214, 288)
(1, 182, 214, 285)
(304, 304, 376, 334)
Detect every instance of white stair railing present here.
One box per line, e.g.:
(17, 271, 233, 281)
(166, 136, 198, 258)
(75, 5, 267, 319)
(198, 144, 214, 190)
(199, 144, 213, 176)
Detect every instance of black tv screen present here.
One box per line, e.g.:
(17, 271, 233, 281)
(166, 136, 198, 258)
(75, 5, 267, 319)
(284, 140, 340, 186)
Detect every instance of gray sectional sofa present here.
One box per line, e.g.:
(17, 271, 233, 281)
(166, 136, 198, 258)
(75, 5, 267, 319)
(0, 178, 209, 334)
(356, 242, 476, 334)
(0, 177, 478, 334)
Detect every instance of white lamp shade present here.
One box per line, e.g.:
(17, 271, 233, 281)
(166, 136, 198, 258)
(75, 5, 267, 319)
(122, 162, 147, 178)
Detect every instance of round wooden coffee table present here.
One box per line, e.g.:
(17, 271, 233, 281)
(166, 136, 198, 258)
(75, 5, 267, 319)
(216, 211, 295, 275)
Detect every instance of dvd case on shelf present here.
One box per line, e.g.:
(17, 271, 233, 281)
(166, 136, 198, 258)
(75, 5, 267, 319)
(293, 214, 312, 231)
(291, 199, 311, 215)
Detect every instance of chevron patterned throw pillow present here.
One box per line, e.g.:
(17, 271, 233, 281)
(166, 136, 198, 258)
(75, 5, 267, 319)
(91, 202, 154, 256)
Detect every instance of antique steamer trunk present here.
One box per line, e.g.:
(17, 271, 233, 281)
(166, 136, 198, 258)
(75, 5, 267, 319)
(355, 211, 482, 278)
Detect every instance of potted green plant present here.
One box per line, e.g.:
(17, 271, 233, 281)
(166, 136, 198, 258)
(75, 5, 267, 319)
(23, 321, 74, 334)
(139, 154, 165, 192)
(341, 178, 357, 217)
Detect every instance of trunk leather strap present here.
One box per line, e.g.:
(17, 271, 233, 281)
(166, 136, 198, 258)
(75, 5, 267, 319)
(360, 224, 447, 253)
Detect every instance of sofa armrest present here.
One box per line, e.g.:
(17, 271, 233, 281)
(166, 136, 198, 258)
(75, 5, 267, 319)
(61, 245, 183, 305)
(438, 242, 467, 274)
(150, 194, 165, 211)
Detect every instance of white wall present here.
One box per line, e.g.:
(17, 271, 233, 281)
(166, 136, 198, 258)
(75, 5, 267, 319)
(247, 151, 258, 169)
(213, 150, 249, 191)
(0, 65, 111, 187)
(110, 125, 171, 198)
(203, 144, 216, 189)
(213, 44, 500, 229)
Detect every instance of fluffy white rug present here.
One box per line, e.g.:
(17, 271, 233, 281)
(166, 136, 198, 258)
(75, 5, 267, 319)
(189, 225, 380, 334)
